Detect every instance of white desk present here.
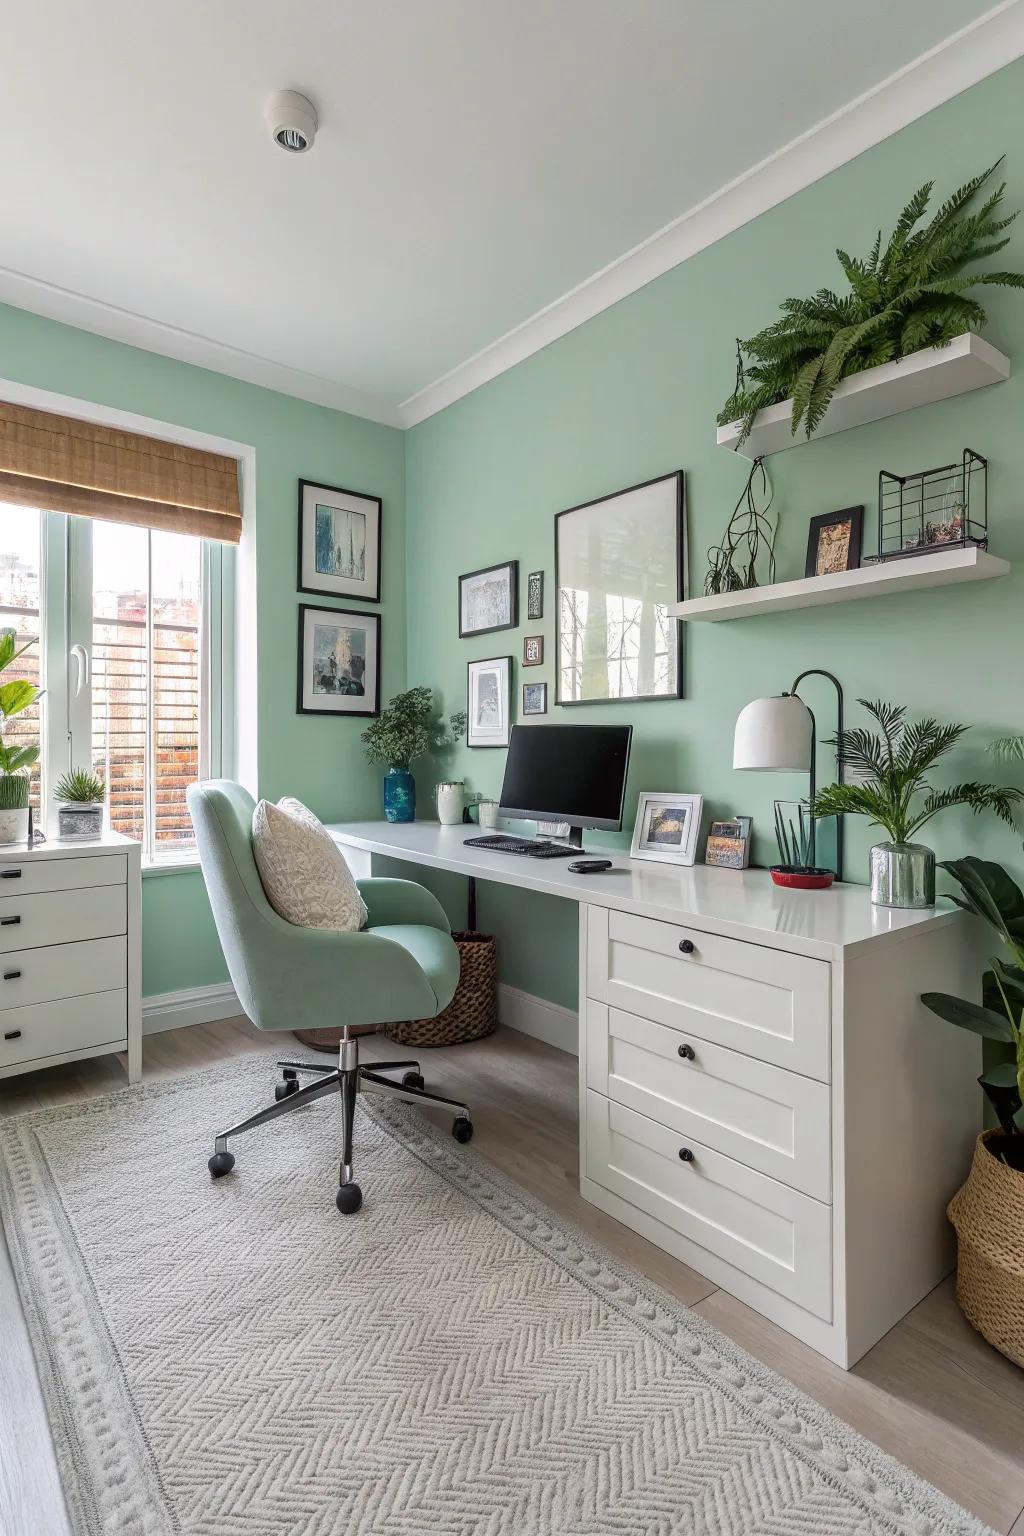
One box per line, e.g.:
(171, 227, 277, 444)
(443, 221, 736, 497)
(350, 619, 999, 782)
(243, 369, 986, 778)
(328, 819, 982, 1368)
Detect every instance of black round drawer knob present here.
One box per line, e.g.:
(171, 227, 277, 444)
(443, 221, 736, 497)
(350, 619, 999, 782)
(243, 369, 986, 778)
(677, 1043, 695, 1061)
(678, 1147, 695, 1163)
(678, 938, 696, 954)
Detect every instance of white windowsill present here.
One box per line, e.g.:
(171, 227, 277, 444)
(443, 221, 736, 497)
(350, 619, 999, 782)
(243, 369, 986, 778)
(142, 858, 202, 879)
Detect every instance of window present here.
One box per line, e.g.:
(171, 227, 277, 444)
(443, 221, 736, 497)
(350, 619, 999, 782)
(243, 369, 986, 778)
(0, 504, 232, 865)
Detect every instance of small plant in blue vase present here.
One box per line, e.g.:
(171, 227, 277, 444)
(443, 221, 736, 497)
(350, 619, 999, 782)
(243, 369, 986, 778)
(361, 687, 466, 824)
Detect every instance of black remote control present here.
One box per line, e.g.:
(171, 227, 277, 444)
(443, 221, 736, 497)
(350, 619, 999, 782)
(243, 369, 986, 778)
(568, 858, 613, 874)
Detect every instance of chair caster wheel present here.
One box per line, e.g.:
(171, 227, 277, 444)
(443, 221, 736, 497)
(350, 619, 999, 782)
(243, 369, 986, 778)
(452, 1117, 473, 1144)
(402, 1071, 425, 1090)
(336, 1183, 363, 1214)
(208, 1151, 235, 1178)
(275, 1078, 300, 1101)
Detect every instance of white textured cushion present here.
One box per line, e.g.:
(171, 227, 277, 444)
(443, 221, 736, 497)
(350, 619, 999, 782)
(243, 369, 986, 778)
(252, 797, 368, 932)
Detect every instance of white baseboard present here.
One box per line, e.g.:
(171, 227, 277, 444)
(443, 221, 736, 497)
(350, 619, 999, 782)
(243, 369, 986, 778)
(497, 983, 578, 1056)
(142, 982, 242, 1035)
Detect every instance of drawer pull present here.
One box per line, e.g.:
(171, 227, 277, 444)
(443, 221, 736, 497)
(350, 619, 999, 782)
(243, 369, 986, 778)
(0, 869, 21, 879)
(3, 1029, 21, 1041)
(3, 969, 21, 980)
(678, 938, 696, 955)
(678, 1147, 695, 1163)
(677, 1042, 696, 1061)
(0, 915, 20, 927)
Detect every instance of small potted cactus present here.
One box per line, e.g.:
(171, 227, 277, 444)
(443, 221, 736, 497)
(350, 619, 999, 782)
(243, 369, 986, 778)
(54, 768, 106, 841)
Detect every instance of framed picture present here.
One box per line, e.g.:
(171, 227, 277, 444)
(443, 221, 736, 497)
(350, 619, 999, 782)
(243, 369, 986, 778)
(629, 791, 703, 866)
(705, 818, 752, 870)
(527, 570, 544, 621)
(522, 681, 547, 715)
(297, 604, 380, 717)
(467, 656, 512, 747)
(805, 506, 863, 578)
(523, 634, 544, 667)
(297, 480, 381, 603)
(459, 561, 518, 638)
(555, 472, 684, 704)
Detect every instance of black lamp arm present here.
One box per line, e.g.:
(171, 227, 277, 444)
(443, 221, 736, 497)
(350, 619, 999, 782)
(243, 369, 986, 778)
(786, 668, 845, 880)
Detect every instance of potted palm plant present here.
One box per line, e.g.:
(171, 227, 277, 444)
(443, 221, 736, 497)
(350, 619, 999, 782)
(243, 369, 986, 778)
(54, 768, 106, 841)
(0, 628, 41, 846)
(811, 700, 1022, 907)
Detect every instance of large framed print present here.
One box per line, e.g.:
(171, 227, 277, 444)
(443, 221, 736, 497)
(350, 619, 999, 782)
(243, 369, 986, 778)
(459, 561, 518, 638)
(555, 471, 684, 704)
(297, 604, 381, 717)
(298, 479, 382, 603)
(466, 656, 512, 748)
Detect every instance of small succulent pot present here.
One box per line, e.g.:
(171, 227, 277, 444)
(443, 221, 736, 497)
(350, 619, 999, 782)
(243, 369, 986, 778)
(383, 767, 415, 824)
(869, 841, 935, 908)
(435, 781, 465, 827)
(0, 774, 30, 846)
(57, 802, 104, 841)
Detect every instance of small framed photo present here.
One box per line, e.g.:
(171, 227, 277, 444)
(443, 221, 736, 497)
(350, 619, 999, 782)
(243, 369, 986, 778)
(705, 818, 752, 870)
(630, 792, 703, 866)
(805, 506, 863, 578)
(527, 570, 544, 621)
(523, 634, 544, 667)
(459, 561, 518, 638)
(297, 480, 381, 603)
(297, 605, 380, 717)
(522, 681, 547, 715)
(467, 656, 512, 747)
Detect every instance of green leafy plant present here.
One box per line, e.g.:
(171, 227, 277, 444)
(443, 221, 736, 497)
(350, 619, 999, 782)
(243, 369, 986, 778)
(718, 161, 1024, 446)
(921, 858, 1024, 1160)
(54, 768, 105, 804)
(991, 735, 1024, 763)
(361, 687, 466, 771)
(811, 700, 1022, 845)
(0, 627, 41, 804)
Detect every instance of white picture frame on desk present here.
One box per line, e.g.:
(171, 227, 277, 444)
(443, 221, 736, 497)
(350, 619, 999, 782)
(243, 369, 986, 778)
(630, 792, 703, 866)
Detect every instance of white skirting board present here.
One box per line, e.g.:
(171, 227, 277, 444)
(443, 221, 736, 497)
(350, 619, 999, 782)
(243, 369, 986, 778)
(143, 979, 580, 1054)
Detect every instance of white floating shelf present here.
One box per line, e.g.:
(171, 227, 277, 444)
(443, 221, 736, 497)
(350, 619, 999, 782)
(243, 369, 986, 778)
(668, 546, 1009, 623)
(717, 334, 1010, 459)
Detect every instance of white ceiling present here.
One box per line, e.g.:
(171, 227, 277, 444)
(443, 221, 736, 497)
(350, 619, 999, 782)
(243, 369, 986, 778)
(0, 1, 1019, 425)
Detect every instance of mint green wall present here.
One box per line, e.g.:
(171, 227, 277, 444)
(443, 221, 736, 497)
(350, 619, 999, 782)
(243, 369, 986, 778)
(0, 302, 405, 996)
(405, 59, 1024, 1010)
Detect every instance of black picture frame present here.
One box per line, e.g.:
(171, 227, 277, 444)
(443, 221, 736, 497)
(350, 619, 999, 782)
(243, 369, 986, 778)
(554, 471, 685, 706)
(458, 560, 518, 638)
(466, 655, 513, 747)
(522, 634, 543, 667)
(297, 479, 382, 604)
(296, 603, 381, 717)
(527, 569, 544, 621)
(522, 680, 547, 715)
(805, 506, 864, 579)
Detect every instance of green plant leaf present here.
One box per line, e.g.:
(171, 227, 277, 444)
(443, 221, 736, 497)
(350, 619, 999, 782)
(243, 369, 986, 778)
(0, 679, 40, 721)
(920, 992, 1016, 1041)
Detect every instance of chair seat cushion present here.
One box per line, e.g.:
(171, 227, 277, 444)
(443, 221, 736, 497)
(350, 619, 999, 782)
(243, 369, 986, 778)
(369, 924, 460, 1014)
(252, 797, 368, 932)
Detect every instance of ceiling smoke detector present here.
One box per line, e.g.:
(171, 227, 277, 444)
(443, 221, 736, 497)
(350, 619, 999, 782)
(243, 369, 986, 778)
(264, 91, 318, 154)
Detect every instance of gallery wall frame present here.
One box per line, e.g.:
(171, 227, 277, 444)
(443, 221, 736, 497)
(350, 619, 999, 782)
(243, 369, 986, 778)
(297, 478, 382, 603)
(466, 655, 513, 747)
(459, 560, 518, 638)
(297, 603, 381, 717)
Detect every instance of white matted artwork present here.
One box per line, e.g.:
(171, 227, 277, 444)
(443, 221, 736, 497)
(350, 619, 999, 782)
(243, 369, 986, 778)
(467, 656, 512, 748)
(297, 604, 381, 716)
(630, 791, 703, 865)
(298, 479, 381, 603)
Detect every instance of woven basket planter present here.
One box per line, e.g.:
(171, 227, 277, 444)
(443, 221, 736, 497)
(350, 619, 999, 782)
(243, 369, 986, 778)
(948, 1128, 1024, 1368)
(293, 931, 497, 1054)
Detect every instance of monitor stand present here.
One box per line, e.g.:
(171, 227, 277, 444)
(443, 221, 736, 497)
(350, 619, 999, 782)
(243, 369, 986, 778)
(535, 820, 584, 848)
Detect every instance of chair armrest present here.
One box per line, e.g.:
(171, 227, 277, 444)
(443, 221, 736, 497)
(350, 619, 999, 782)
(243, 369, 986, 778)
(357, 878, 451, 934)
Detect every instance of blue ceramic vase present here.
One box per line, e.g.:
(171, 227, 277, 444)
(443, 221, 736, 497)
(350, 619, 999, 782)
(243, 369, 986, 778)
(383, 767, 415, 823)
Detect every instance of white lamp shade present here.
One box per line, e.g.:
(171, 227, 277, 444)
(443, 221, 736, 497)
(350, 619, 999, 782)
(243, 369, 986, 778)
(733, 694, 813, 771)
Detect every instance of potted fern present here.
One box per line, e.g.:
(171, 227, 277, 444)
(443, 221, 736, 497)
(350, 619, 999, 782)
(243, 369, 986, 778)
(54, 768, 106, 841)
(0, 628, 42, 846)
(811, 701, 1022, 907)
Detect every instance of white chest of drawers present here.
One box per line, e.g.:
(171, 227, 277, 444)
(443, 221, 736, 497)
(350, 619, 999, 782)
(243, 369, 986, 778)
(578, 892, 984, 1369)
(0, 831, 142, 1085)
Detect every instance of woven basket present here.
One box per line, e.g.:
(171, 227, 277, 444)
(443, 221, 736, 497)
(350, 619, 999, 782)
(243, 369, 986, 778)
(293, 931, 497, 1054)
(947, 1128, 1024, 1367)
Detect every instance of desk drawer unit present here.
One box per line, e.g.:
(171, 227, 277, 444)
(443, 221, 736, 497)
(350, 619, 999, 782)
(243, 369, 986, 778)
(0, 854, 126, 896)
(586, 1000, 831, 1201)
(0, 885, 127, 953)
(585, 1089, 832, 1319)
(587, 907, 831, 1081)
(1, 990, 128, 1070)
(0, 937, 127, 1011)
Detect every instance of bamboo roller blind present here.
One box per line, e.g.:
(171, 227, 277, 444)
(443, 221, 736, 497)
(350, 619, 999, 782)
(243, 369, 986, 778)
(0, 401, 242, 543)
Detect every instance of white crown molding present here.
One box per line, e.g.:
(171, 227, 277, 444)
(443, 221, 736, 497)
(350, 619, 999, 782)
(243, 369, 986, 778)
(398, 0, 1024, 428)
(0, 265, 403, 429)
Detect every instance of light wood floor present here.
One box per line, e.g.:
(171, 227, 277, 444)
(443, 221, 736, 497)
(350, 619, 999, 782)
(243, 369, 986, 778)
(2, 1018, 1023, 1535)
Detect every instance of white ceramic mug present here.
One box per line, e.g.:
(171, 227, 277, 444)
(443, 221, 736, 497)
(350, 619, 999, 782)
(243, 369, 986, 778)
(478, 799, 500, 831)
(436, 781, 465, 827)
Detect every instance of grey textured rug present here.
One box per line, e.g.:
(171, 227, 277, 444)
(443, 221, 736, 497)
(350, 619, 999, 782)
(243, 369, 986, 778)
(0, 1056, 993, 1536)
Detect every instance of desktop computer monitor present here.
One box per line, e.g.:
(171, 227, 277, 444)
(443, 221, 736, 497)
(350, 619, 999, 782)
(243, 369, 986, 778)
(498, 723, 632, 846)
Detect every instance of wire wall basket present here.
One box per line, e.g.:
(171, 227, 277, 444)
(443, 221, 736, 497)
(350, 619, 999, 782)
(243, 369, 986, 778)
(869, 447, 988, 563)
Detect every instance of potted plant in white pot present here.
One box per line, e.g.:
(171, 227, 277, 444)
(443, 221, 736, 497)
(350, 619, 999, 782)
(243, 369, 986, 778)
(921, 856, 1024, 1366)
(811, 700, 1022, 907)
(54, 768, 106, 841)
(0, 627, 42, 845)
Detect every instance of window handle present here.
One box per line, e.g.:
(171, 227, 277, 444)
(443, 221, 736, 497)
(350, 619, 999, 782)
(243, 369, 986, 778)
(70, 643, 90, 695)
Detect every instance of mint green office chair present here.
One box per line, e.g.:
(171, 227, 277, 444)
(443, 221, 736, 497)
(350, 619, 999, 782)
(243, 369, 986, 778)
(187, 780, 472, 1214)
